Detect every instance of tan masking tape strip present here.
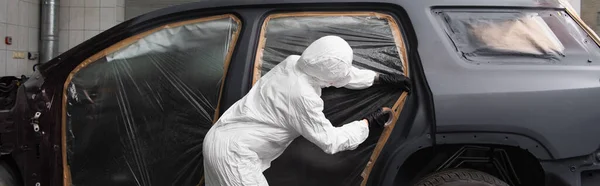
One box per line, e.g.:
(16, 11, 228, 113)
(252, 15, 271, 85)
(252, 12, 410, 186)
(360, 14, 409, 186)
(359, 93, 408, 186)
(213, 17, 242, 123)
(196, 176, 205, 186)
(204, 16, 242, 186)
(62, 14, 241, 186)
(560, 1, 600, 46)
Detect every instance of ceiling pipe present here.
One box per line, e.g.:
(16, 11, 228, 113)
(40, 0, 60, 64)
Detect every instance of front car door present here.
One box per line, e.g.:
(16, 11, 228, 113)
(30, 12, 241, 186)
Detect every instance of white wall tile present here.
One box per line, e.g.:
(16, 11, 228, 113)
(84, 30, 99, 40)
(29, 2, 40, 28)
(116, 6, 124, 22)
(27, 59, 35, 75)
(117, 0, 124, 7)
(0, 50, 5, 76)
(70, 0, 84, 7)
(18, 26, 28, 51)
(28, 28, 38, 52)
(22, 58, 34, 75)
(5, 52, 18, 76)
(28, 59, 35, 74)
(0, 23, 5, 50)
(68, 30, 83, 48)
(84, 0, 99, 7)
(60, 0, 68, 6)
(6, 0, 19, 25)
(84, 7, 100, 30)
(23, 59, 33, 76)
(6, 24, 18, 51)
(26, 59, 36, 74)
(69, 7, 84, 30)
(100, 7, 115, 30)
(16, 58, 26, 76)
(2, 51, 10, 76)
(59, 30, 68, 53)
(100, 0, 115, 7)
(0, 0, 7, 23)
(18, 1, 29, 27)
(59, 6, 70, 29)
(19, 59, 28, 76)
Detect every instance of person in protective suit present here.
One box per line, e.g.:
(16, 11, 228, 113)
(203, 35, 411, 186)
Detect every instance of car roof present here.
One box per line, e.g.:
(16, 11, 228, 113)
(169, 0, 561, 8)
(131, 0, 563, 24)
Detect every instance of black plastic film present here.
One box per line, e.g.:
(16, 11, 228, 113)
(65, 17, 239, 186)
(256, 14, 405, 186)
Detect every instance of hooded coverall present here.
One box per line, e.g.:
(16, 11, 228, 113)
(203, 35, 378, 186)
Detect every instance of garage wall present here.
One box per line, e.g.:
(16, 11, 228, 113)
(58, 0, 125, 55)
(581, 0, 600, 34)
(125, 0, 198, 20)
(0, 0, 40, 77)
(568, 0, 581, 15)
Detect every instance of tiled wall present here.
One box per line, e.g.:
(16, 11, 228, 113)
(581, 0, 600, 34)
(125, 0, 196, 20)
(0, 0, 40, 77)
(59, 0, 125, 54)
(568, 0, 581, 15)
(0, 0, 124, 77)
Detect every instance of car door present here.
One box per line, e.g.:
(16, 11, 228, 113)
(57, 14, 241, 186)
(251, 11, 410, 186)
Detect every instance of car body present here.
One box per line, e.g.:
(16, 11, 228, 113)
(0, 0, 599, 185)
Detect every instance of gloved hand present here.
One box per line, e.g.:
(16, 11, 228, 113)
(377, 74, 412, 92)
(364, 107, 393, 128)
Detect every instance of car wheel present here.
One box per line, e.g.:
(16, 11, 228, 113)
(0, 162, 18, 186)
(413, 169, 509, 186)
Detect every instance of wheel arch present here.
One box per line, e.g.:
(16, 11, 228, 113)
(377, 132, 552, 186)
(435, 132, 553, 160)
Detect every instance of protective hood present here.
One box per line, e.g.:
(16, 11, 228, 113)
(297, 36, 354, 88)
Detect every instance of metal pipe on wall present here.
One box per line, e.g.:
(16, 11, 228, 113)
(40, 0, 60, 64)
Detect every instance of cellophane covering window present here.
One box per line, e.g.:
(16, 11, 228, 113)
(437, 10, 600, 64)
(65, 16, 239, 186)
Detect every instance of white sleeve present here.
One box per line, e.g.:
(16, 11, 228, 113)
(343, 67, 378, 90)
(288, 95, 369, 154)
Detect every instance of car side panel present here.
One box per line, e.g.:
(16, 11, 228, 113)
(410, 3, 600, 159)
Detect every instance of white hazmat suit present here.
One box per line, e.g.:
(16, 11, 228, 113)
(203, 35, 378, 186)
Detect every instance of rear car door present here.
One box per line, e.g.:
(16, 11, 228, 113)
(252, 11, 410, 186)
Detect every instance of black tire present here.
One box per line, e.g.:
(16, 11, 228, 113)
(413, 169, 509, 186)
(0, 162, 18, 186)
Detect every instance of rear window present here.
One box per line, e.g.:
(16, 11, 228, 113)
(435, 9, 600, 65)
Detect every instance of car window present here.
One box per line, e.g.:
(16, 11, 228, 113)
(63, 14, 240, 186)
(253, 12, 409, 186)
(435, 9, 600, 65)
